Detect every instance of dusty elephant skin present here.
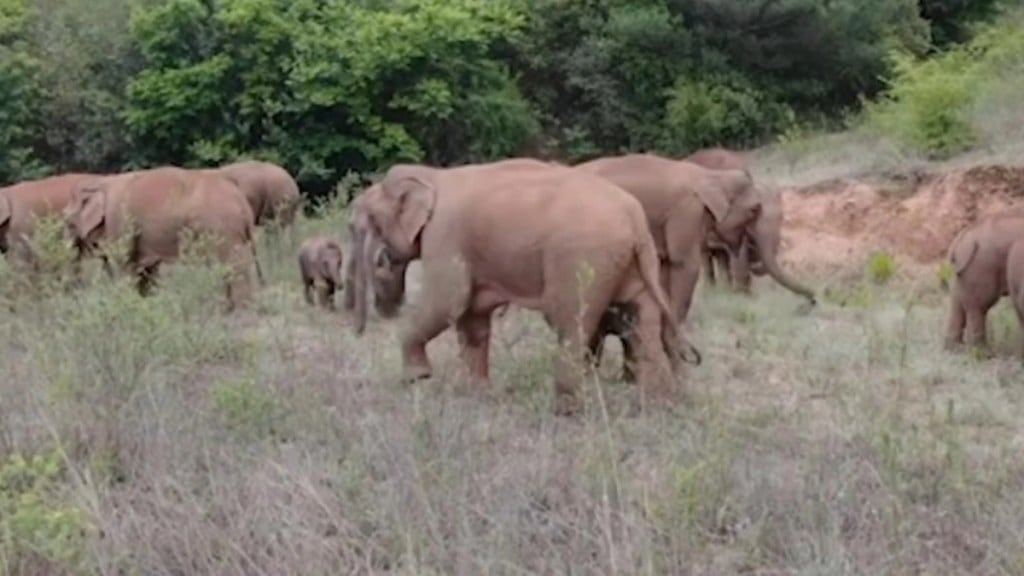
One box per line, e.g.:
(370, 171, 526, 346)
(0, 173, 102, 265)
(298, 235, 344, 310)
(343, 184, 410, 335)
(361, 158, 700, 416)
(946, 207, 1024, 354)
(205, 160, 302, 229)
(63, 167, 263, 310)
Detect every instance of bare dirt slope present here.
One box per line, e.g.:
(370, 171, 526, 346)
(774, 164, 1024, 273)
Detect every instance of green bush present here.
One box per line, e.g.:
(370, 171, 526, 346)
(865, 9, 1024, 157)
(0, 449, 89, 574)
(865, 50, 977, 157)
(866, 252, 898, 285)
(660, 77, 790, 154)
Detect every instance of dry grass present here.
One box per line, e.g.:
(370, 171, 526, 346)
(2, 205, 1024, 576)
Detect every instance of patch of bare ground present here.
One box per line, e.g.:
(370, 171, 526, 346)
(772, 163, 1024, 276)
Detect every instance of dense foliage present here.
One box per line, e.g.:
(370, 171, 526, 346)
(0, 0, 1018, 197)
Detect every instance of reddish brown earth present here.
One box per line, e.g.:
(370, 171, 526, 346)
(775, 164, 1024, 273)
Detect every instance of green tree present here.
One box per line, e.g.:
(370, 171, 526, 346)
(0, 0, 46, 183)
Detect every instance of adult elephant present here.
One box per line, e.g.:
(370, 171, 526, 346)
(0, 173, 101, 263)
(206, 160, 301, 228)
(945, 207, 1024, 353)
(64, 167, 262, 309)
(345, 159, 569, 335)
(685, 147, 815, 302)
(577, 153, 814, 380)
(360, 158, 700, 415)
(342, 183, 411, 335)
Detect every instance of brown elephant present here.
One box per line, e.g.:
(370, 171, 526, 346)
(63, 166, 262, 309)
(684, 147, 815, 302)
(945, 207, 1024, 353)
(206, 160, 301, 228)
(576, 153, 766, 324)
(346, 159, 573, 335)
(577, 153, 815, 381)
(298, 235, 344, 309)
(0, 173, 101, 263)
(342, 183, 410, 335)
(361, 158, 700, 415)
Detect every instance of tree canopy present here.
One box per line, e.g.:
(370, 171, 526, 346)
(0, 0, 1017, 198)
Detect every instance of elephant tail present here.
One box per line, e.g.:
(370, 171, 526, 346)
(633, 234, 702, 366)
(949, 229, 978, 276)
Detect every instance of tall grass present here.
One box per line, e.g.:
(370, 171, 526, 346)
(2, 196, 1024, 574)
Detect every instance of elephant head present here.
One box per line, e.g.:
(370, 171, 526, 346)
(347, 179, 421, 334)
(319, 241, 344, 286)
(696, 168, 762, 249)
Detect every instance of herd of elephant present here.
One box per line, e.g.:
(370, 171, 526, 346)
(0, 149, 1020, 415)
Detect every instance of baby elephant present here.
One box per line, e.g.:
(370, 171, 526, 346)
(299, 236, 344, 309)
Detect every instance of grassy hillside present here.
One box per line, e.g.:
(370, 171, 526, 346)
(3, 194, 1024, 574)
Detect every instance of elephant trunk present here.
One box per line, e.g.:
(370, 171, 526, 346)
(351, 227, 369, 335)
(342, 226, 359, 312)
(756, 236, 816, 304)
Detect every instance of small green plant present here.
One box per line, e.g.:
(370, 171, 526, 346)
(0, 449, 89, 574)
(936, 261, 955, 290)
(211, 377, 279, 440)
(867, 252, 897, 284)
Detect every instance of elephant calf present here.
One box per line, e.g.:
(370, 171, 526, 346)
(947, 207, 1024, 355)
(298, 235, 344, 310)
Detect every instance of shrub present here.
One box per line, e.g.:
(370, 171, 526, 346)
(865, 8, 1024, 157)
(866, 252, 897, 284)
(865, 50, 977, 157)
(0, 448, 89, 574)
(660, 77, 790, 154)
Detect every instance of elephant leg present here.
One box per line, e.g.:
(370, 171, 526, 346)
(544, 258, 618, 416)
(318, 282, 336, 310)
(400, 264, 468, 382)
(456, 311, 493, 385)
(1012, 300, 1024, 359)
(591, 305, 637, 383)
(712, 250, 730, 287)
(944, 286, 967, 350)
(136, 264, 160, 297)
(303, 279, 315, 306)
(702, 246, 717, 286)
(224, 243, 256, 311)
(964, 305, 991, 351)
(627, 291, 678, 409)
(663, 261, 700, 375)
(729, 240, 752, 294)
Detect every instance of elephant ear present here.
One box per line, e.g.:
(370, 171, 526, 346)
(77, 187, 108, 239)
(384, 175, 436, 249)
(694, 183, 730, 223)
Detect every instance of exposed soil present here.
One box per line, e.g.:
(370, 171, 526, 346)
(776, 164, 1024, 273)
